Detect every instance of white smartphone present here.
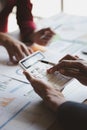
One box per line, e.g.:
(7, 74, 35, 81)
(19, 51, 71, 91)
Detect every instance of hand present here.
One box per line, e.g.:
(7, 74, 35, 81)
(2, 35, 32, 64)
(23, 71, 66, 112)
(30, 28, 55, 46)
(48, 54, 87, 86)
(47, 54, 78, 73)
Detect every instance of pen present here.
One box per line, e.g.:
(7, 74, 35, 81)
(39, 60, 55, 66)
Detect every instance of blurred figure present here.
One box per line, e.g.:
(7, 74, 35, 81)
(0, 0, 55, 46)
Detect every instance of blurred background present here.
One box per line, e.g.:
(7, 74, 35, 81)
(8, 0, 87, 32)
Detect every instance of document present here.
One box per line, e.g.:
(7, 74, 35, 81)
(0, 75, 55, 130)
(0, 13, 87, 130)
(44, 39, 84, 63)
(63, 79, 87, 102)
(37, 13, 87, 43)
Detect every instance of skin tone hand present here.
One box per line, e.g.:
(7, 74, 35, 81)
(47, 54, 87, 86)
(0, 33, 32, 64)
(30, 28, 55, 46)
(23, 71, 66, 112)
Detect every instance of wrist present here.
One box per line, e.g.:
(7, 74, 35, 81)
(21, 31, 35, 46)
(24, 40, 34, 46)
(0, 33, 11, 47)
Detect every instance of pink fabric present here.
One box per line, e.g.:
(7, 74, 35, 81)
(0, 0, 36, 42)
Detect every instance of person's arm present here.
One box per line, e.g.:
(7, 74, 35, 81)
(16, 0, 36, 44)
(57, 101, 87, 130)
(16, 0, 55, 46)
(23, 71, 87, 130)
(0, 33, 31, 63)
(48, 54, 87, 86)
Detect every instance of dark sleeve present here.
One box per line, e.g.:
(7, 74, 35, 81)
(0, 1, 15, 32)
(16, 0, 36, 43)
(57, 101, 87, 130)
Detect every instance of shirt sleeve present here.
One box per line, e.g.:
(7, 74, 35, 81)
(57, 101, 87, 130)
(16, 0, 36, 43)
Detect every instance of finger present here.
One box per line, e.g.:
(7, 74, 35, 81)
(59, 69, 81, 78)
(12, 49, 23, 62)
(47, 60, 82, 74)
(23, 71, 43, 92)
(21, 45, 30, 56)
(39, 39, 48, 45)
(16, 52, 21, 61)
(42, 33, 54, 41)
(44, 28, 55, 34)
(28, 47, 33, 54)
(44, 30, 55, 36)
(10, 55, 18, 64)
(39, 34, 54, 45)
(40, 28, 55, 35)
(47, 64, 59, 73)
(59, 54, 78, 62)
(23, 71, 49, 96)
(58, 60, 83, 71)
(60, 60, 84, 70)
(14, 46, 25, 60)
(23, 71, 34, 82)
(75, 55, 79, 58)
(7, 51, 18, 64)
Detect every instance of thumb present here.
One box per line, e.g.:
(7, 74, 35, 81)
(23, 71, 34, 82)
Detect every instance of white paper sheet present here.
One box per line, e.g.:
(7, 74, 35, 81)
(0, 75, 55, 130)
(63, 79, 87, 103)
